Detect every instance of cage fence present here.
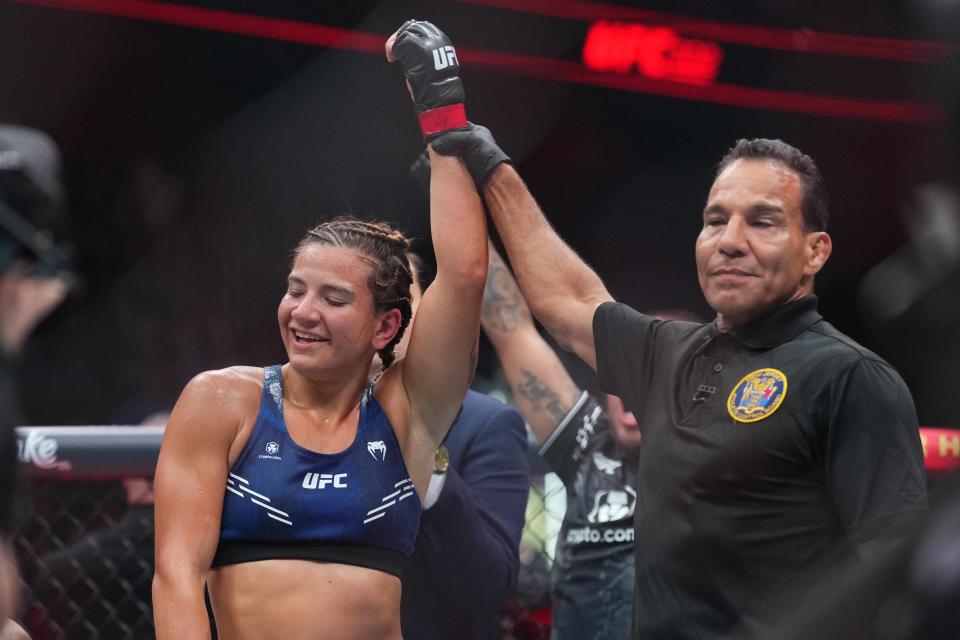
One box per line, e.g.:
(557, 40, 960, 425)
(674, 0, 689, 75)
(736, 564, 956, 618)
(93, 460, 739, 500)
(12, 427, 567, 640)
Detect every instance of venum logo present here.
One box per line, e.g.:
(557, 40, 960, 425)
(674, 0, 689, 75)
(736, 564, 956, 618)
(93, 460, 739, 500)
(18, 430, 72, 471)
(432, 45, 458, 70)
(302, 472, 348, 489)
(367, 441, 386, 461)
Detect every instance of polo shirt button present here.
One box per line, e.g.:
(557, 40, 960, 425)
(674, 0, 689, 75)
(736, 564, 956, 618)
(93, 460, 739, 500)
(713, 362, 723, 373)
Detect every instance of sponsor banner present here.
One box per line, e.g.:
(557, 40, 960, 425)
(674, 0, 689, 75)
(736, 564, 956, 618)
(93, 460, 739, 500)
(12, 425, 959, 479)
(16, 426, 163, 479)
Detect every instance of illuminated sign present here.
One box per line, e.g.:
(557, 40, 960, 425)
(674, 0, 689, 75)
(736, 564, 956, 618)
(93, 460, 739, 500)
(920, 427, 960, 473)
(10, 0, 941, 122)
(583, 20, 724, 86)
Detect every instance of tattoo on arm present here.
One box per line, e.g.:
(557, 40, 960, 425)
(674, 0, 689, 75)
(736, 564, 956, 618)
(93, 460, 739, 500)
(516, 369, 569, 425)
(482, 252, 532, 333)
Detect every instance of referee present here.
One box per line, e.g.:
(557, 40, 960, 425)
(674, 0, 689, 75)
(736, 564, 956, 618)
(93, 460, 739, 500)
(430, 121, 928, 638)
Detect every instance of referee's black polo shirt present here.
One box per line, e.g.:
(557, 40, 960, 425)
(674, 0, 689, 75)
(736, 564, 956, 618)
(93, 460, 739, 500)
(593, 295, 928, 640)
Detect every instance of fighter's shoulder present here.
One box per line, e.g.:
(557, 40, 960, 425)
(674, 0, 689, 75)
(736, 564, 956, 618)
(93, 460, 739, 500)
(180, 366, 264, 414)
(162, 367, 263, 452)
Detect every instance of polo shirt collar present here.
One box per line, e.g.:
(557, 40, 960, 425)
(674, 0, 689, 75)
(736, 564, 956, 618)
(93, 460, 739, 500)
(720, 295, 822, 349)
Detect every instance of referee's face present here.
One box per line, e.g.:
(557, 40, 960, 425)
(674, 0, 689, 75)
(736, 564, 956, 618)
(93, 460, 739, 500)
(696, 158, 831, 331)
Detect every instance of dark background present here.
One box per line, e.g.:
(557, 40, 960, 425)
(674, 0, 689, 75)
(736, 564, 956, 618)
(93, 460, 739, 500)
(2, 0, 958, 426)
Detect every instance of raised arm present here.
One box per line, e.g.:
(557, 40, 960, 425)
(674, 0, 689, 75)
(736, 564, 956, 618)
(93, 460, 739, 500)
(424, 121, 613, 370)
(153, 369, 253, 640)
(483, 166, 611, 369)
(482, 242, 582, 444)
(400, 149, 486, 441)
(386, 21, 487, 447)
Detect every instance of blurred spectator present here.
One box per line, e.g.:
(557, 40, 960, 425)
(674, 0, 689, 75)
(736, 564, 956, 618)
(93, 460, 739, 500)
(757, 476, 960, 640)
(480, 241, 637, 640)
(859, 183, 960, 426)
(1, 123, 74, 638)
(481, 240, 701, 639)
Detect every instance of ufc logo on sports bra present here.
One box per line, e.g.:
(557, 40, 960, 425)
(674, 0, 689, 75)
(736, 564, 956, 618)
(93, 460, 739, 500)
(302, 472, 348, 489)
(432, 46, 458, 70)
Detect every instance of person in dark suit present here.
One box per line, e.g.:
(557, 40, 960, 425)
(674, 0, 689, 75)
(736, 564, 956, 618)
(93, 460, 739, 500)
(393, 253, 529, 640)
(401, 389, 529, 639)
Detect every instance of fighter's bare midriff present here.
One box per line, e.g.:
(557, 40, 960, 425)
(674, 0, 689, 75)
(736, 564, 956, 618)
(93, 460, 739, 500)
(207, 560, 403, 640)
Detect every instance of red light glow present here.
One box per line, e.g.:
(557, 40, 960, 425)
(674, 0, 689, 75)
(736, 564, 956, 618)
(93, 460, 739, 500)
(457, 0, 954, 64)
(920, 427, 960, 473)
(583, 20, 723, 86)
(8, 0, 944, 123)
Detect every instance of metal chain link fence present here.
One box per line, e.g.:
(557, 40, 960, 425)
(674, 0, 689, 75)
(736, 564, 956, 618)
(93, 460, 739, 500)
(12, 426, 958, 638)
(12, 429, 568, 640)
(502, 469, 566, 640)
(15, 480, 155, 640)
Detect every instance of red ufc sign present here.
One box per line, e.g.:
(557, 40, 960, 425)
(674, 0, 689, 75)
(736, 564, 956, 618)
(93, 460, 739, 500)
(582, 20, 724, 86)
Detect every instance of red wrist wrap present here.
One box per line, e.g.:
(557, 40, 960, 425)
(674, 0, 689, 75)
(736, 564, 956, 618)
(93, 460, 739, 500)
(417, 103, 467, 139)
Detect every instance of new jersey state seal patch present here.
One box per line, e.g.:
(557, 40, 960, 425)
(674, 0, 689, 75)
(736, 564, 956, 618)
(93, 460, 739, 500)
(727, 368, 788, 423)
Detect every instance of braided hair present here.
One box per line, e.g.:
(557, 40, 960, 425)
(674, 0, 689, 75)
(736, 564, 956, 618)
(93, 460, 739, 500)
(295, 218, 414, 369)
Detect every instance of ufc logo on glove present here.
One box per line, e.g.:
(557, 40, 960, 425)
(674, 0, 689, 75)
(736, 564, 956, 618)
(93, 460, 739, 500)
(432, 45, 458, 70)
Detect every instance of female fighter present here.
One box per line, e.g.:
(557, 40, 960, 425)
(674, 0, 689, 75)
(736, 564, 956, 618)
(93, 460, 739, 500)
(152, 23, 487, 634)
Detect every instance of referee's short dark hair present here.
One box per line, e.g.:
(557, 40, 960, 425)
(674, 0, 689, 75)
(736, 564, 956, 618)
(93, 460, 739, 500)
(717, 138, 829, 232)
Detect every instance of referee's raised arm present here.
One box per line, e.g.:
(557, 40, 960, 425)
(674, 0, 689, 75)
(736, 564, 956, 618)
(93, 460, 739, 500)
(482, 164, 612, 370)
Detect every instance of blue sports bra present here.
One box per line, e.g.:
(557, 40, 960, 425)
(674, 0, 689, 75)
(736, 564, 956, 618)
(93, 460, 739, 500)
(211, 365, 422, 577)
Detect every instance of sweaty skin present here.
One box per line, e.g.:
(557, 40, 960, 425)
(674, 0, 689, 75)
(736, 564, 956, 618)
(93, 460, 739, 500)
(153, 153, 486, 640)
(196, 363, 407, 640)
(696, 158, 831, 331)
(209, 562, 400, 639)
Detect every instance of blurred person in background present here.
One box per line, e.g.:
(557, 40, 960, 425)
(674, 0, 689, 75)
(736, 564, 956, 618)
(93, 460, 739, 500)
(396, 252, 528, 640)
(858, 183, 960, 428)
(152, 21, 488, 639)
(427, 91, 928, 638)
(1, 123, 74, 640)
(755, 471, 960, 640)
(481, 239, 700, 639)
(481, 241, 638, 640)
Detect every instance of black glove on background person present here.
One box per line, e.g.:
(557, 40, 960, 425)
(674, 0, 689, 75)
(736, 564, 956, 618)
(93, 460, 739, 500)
(389, 20, 468, 140)
(428, 123, 511, 191)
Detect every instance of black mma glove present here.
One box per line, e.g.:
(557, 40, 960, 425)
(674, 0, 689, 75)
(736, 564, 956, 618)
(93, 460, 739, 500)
(409, 123, 511, 192)
(430, 122, 511, 191)
(391, 20, 468, 141)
